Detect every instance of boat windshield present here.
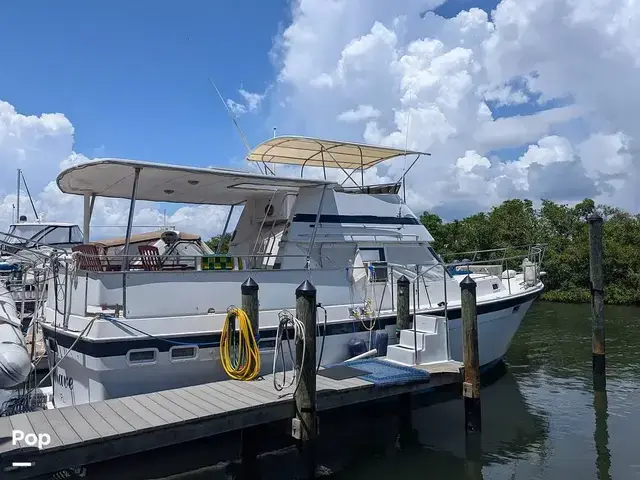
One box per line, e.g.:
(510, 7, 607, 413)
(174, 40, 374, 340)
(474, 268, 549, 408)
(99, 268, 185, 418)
(2, 224, 84, 247)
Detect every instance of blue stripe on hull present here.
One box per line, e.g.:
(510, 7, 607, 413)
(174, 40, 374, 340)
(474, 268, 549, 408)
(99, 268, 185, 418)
(41, 290, 541, 358)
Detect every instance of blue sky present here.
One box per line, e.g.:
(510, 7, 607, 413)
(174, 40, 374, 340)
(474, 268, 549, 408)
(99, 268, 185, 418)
(0, 0, 518, 169)
(0, 0, 287, 168)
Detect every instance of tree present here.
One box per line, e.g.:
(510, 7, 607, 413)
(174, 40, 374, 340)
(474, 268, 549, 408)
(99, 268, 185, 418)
(206, 232, 232, 254)
(419, 198, 640, 305)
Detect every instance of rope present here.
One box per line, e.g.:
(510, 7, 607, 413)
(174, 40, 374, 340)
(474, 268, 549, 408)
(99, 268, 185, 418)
(272, 309, 305, 396)
(220, 307, 260, 381)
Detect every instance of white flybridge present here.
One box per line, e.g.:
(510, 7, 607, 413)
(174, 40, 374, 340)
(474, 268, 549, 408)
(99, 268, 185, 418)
(28, 136, 544, 408)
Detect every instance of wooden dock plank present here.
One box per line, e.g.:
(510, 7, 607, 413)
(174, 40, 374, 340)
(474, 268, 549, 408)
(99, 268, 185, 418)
(151, 391, 204, 419)
(171, 388, 226, 415)
(103, 398, 154, 431)
(25, 410, 63, 450)
(90, 402, 136, 435)
(9, 413, 34, 449)
(239, 376, 290, 396)
(180, 385, 236, 413)
(118, 397, 166, 428)
(201, 383, 255, 409)
(37, 408, 82, 446)
(216, 381, 279, 405)
(0, 416, 17, 454)
(59, 407, 100, 442)
(129, 395, 184, 425)
(74, 403, 118, 438)
(209, 382, 264, 407)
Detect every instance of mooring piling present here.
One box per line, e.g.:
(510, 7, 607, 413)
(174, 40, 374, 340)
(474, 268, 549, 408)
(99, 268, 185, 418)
(461, 275, 481, 434)
(396, 275, 411, 336)
(295, 279, 318, 479)
(588, 212, 605, 378)
(240, 426, 260, 480)
(396, 392, 415, 450)
(241, 277, 260, 340)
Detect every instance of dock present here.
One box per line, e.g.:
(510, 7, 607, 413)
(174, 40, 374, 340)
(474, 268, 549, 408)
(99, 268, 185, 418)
(0, 360, 461, 479)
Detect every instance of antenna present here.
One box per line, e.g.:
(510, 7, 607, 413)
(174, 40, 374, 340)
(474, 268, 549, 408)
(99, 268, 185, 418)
(402, 111, 411, 204)
(16, 169, 20, 223)
(20, 171, 39, 221)
(208, 78, 274, 176)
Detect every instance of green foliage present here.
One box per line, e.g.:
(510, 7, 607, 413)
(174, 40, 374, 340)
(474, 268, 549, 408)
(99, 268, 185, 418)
(205, 232, 232, 254)
(420, 198, 640, 305)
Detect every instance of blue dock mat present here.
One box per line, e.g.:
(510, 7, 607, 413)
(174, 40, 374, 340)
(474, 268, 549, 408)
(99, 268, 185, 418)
(323, 358, 430, 387)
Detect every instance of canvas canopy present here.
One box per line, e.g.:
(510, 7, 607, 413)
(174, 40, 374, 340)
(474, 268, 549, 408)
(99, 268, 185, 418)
(247, 136, 429, 171)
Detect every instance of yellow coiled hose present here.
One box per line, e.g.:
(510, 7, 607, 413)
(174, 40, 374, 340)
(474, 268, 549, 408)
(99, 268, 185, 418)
(220, 307, 261, 380)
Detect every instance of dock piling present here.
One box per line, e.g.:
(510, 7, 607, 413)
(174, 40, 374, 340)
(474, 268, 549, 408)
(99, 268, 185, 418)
(588, 212, 605, 378)
(396, 392, 416, 450)
(295, 279, 318, 479)
(241, 277, 260, 341)
(396, 275, 411, 337)
(461, 275, 481, 434)
(240, 426, 260, 480)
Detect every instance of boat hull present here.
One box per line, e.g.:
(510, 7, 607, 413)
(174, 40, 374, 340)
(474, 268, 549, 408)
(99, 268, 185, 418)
(41, 289, 539, 407)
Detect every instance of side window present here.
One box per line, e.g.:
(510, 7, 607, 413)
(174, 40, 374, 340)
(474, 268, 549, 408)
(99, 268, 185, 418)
(170, 346, 198, 361)
(126, 349, 157, 365)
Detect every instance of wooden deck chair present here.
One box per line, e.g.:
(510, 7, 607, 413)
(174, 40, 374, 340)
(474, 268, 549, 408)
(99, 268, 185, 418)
(138, 245, 163, 271)
(71, 244, 104, 272)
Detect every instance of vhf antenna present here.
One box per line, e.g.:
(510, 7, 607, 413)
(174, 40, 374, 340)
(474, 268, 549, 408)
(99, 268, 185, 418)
(208, 78, 274, 176)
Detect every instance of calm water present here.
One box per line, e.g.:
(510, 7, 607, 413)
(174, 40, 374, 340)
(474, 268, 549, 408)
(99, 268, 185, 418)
(11, 301, 640, 479)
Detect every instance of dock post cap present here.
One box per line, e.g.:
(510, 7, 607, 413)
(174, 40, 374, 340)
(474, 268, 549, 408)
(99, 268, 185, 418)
(241, 277, 259, 292)
(460, 275, 477, 289)
(296, 279, 316, 296)
(397, 275, 410, 285)
(587, 212, 603, 223)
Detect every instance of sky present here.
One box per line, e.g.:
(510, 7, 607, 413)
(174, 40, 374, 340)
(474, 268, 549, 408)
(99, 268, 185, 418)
(1, 0, 639, 240)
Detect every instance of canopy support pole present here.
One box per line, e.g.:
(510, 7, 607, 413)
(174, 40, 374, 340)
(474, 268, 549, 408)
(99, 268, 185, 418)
(121, 167, 141, 318)
(83, 192, 92, 244)
(305, 184, 328, 270)
(122, 168, 141, 272)
(216, 204, 235, 254)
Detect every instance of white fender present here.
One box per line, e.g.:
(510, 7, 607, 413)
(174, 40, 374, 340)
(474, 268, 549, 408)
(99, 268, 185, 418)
(0, 284, 32, 389)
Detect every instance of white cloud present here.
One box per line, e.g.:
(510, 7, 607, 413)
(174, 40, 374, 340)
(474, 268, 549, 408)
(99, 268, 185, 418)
(0, 101, 233, 240)
(226, 88, 267, 116)
(268, 0, 640, 216)
(337, 105, 381, 123)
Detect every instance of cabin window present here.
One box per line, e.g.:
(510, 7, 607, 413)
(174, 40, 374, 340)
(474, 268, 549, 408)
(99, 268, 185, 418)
(170, 346, 197, 361)
(359, 247, 385, 263)
(127, 349, 157, 365)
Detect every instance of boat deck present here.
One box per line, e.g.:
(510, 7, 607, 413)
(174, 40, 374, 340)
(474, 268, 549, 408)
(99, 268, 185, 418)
(0, 361, 461, 479)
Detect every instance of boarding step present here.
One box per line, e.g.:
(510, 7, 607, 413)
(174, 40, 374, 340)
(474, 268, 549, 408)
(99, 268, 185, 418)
(386, 344, 422, 365)
(414, 314, 442, 333)
(398, 329, 434, 350)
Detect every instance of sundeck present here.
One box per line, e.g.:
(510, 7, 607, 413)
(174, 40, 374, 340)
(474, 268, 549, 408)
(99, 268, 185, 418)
(4, 136, 545, 408)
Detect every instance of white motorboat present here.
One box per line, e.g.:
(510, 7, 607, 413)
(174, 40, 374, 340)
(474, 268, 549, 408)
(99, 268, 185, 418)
(8, 136, 544, 408)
